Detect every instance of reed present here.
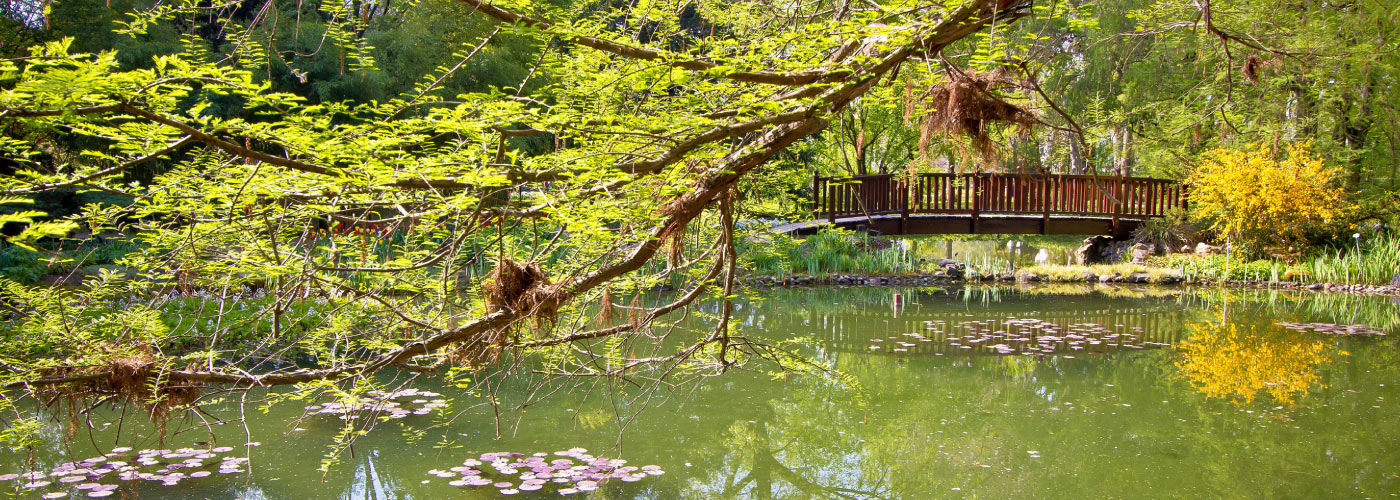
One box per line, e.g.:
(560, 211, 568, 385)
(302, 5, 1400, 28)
(1303, 234, 1400, 285)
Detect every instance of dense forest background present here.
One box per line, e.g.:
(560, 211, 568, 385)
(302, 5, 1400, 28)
(3, 0, 1396, 223)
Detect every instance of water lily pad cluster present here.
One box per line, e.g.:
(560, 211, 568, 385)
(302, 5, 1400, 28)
(868, 318, 1169, 356)
(305, 388, 449, 420)
(1276, 322, 1388, 336)
(0, 443, 259, 498)
(426, 448, 663, 495)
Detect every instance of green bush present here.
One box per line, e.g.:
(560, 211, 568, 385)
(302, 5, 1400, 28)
(0, 245, 48, 283)
(0, 238, 141, 284)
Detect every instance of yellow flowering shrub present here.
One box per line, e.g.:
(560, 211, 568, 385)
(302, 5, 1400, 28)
(1187, 143, 1352, 254)
(1175, 322, 1334, 405)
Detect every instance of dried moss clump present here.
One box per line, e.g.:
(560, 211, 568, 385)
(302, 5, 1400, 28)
(451, 259, 560, 367)
(903, 70, 1036, 165)
(482, 258, 555, 322)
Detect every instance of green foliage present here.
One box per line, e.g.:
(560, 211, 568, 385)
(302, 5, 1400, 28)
(0, 237, 139, 283)
(0, 244, 47, 282)
(0, 417, 41, 452)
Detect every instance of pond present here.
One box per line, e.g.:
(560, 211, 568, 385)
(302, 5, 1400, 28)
(905, 237, 1082, 269)
(2, 285, 1398, 499)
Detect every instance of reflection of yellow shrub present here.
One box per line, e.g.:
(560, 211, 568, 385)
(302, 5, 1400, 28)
(1176, 322, 1333, 405)
(1187, 143, 1352, 254)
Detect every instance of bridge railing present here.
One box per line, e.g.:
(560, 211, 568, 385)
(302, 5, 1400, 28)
(813, 173, 1186, 224)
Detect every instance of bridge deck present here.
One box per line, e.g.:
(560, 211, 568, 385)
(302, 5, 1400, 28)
(773, 214, 1142, 237)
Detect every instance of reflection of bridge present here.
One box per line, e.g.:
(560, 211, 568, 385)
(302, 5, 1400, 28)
(805, 304, 1184, 357)
(776, 173, 1186, 237)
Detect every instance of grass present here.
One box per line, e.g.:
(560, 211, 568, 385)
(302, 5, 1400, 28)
(1019, 263, 1182, 282)
(1151, 254, 1294, 283)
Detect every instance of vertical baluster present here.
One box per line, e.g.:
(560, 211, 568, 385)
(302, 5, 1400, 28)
(1146, 181, 1153, 216)
(826, 184, 834, 224)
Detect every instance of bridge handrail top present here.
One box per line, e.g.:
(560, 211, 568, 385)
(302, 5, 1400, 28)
(814, 172, 1182, 183)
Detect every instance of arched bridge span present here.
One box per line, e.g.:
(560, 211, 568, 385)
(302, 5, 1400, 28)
(776, 173, 1186, 238)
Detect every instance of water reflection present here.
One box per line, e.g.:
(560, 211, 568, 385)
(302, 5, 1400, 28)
(904, 238, 1080, 270)
(1176, 321, 1335, 405)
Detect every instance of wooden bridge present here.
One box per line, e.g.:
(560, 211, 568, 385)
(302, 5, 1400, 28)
(776, 173, 1186, 237)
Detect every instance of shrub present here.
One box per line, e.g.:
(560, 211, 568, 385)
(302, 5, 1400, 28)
(1187, 143, 1352, 257)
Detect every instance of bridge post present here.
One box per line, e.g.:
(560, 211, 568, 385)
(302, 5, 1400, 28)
(1041, 175, 1052, 234)
(970, 174, 981, 234)
(827, 182, 836, 225)
(899, 177, 910, 235)
(1111, 176, 1123, 236)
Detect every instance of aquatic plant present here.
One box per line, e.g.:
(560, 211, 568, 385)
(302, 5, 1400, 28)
(873, 317, 1170, 357)
(0, 443, 260, 497)
(304, 388, 449, 421)
(425, 448, 663, 495)
(1274, 322, 1387, 336)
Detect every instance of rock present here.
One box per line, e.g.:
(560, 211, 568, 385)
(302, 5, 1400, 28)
(1098, 274, 1114, 283)
(1179, 245, 1192, 254)
(1081, 272, 1098, 282)
(1017, 272, 1041, 282)
(1127, 272, 1151, 283)
(945, 267, 963, 279)
(1195, 242, 1221, 255)
(1076, 236, 1112, 265)
(938, 259, 958, 267)
(998, 273, 1015, 281)
(1158, 275, 1182, 284)
(1390, 273, 1400, 287)
(1130, 243, 1156, 265)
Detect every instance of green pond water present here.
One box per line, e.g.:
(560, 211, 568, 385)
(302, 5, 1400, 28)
(4, 285, 1399, 499)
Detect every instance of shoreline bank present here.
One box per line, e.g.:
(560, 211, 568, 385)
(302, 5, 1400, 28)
(740, 271, 1400, 296)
